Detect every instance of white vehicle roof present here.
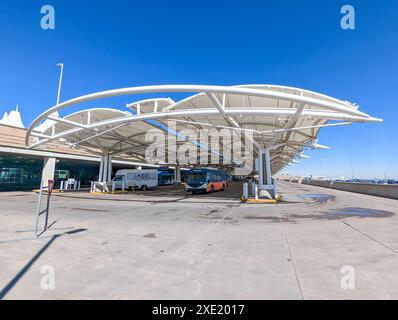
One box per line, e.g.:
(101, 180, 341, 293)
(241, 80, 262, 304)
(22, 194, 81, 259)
(116, 169, 158, 173)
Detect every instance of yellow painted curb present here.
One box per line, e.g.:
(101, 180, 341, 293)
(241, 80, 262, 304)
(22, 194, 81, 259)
(247, 199, 277, 204)
(89, 191, 128, 195)
(33, 189, 64, 194)
(241, 197, 278, 204)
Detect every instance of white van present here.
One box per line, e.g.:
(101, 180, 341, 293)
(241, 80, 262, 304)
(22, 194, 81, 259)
(113, 169, 158, 191)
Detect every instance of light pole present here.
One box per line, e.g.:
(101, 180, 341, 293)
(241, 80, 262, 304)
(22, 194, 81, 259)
(56, 63, 64, 105)
(321, 158, 326, 179)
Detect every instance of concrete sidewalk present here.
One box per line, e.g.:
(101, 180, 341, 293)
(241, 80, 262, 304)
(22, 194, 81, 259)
(0, 181, 397, 299)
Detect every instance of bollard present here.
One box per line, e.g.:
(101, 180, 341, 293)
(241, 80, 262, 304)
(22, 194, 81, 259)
(254, 184, 259, 200)
(251, 182, 256, 196)
(242, 183, 249, 199)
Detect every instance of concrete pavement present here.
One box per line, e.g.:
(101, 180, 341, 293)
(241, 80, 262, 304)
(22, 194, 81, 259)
(0, 181, 397, 299)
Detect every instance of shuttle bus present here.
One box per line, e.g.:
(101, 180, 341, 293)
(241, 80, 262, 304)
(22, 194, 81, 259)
(185, 168, 228, 194)
(113, 169, 158, 191)
(158, 170, 175, 186)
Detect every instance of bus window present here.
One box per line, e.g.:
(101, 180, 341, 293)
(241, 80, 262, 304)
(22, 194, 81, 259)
(187, 172, 207, 185)
(186, 169, 228, 193)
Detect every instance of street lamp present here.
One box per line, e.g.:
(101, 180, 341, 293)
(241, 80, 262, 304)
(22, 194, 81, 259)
(56, 63, 64, 105)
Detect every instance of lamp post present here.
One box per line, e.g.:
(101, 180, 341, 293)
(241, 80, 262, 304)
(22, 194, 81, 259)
(56, 63, 64, 105)
(321, 158, 326, 179)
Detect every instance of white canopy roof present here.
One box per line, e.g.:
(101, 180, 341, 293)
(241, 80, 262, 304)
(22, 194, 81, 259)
(1, 105, 25, 129)
(26, 84, 382, 174)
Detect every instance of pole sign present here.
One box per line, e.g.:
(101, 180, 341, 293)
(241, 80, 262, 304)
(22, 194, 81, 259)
(48, 179, 55, 197)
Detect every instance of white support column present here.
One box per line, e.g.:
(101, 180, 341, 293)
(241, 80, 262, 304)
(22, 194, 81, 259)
(102, 152, 108, 183)
(42, 157, 56, 185)
(96, 151, 112, 192)
(175, 164, 181, 183)
(257, 149, 275, 198)
(98, 155, 104, 182)
(98, 151, 112, 183)
(107, 154, 112, 183)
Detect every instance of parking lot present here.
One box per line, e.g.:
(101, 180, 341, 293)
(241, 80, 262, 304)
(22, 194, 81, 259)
(1, 181, 398, 299)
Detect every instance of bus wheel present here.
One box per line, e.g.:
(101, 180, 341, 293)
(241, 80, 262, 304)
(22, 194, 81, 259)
(141, 185, 148, 191)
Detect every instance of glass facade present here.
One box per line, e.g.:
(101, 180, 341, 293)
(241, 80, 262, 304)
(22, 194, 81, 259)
(0, 153, 100, 192)
(55, 158, 99, 187)
(0, 154, 43, 191)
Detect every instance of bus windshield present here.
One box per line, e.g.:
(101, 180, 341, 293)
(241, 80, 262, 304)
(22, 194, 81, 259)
(186, 172, 207, 186)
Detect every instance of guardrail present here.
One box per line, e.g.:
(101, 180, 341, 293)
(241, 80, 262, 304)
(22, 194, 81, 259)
(301, 180, 398, 200)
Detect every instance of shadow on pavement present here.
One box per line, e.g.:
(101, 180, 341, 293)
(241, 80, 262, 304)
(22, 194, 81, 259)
(0, 228, 87, 300)
(52, 182, 244, 204)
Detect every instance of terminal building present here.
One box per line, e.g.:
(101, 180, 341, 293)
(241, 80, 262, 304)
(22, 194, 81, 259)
(0, 107, 151, 191)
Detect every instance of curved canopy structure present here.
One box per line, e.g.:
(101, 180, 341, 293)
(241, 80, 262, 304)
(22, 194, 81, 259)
(26, 84, 382, 175)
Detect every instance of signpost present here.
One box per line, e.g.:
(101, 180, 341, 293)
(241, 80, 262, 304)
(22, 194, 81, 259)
(34, 179, 54, 237)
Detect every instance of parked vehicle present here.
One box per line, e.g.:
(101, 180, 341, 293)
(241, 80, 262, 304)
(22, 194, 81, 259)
(185, 168, 228, 194)
(112, 169, 158, 191)
(158, 170, 175, 186)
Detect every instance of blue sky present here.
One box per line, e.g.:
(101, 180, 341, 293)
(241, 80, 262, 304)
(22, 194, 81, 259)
(0, 0, 396, 178)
